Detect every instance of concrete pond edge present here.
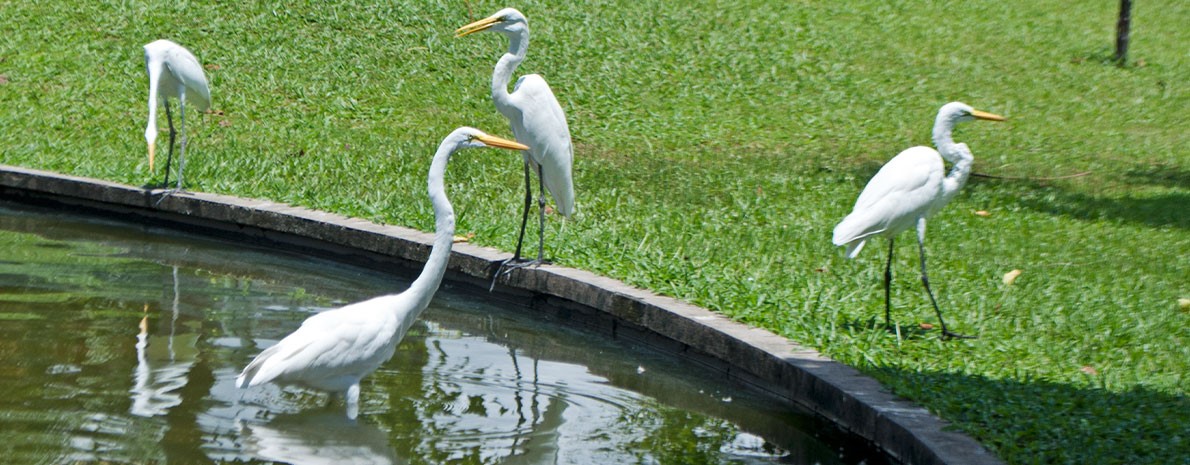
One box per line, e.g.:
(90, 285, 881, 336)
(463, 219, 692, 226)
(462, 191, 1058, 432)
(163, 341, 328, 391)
(0, 165, 1002, 465)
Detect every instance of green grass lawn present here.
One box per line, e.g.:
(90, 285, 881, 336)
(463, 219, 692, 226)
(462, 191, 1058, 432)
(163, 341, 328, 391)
(2, 0, 1186, 463)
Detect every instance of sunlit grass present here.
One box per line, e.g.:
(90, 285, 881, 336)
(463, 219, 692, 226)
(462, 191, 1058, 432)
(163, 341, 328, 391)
(1, 0, 1186, 463)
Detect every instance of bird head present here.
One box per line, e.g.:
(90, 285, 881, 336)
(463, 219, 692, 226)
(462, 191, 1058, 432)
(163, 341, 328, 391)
(455, 8, 529, 38)
(939, 101, 1006, 126)
(449, 127, 528, 151)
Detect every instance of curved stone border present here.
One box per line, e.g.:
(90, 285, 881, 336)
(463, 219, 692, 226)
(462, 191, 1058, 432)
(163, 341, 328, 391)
(0, 165, 1001, 465)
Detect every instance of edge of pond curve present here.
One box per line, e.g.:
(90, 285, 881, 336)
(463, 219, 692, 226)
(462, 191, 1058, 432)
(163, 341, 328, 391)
(0, 165, 1002, 465)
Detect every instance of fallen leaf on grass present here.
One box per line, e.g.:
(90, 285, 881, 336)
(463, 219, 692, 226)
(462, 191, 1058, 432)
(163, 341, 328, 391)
(204, 63, 221, 71)
(1003, 269, 1023, 286)
(218, 119, 232, 127)
(0, 74, 8, 85)
(919, 323, 935, 330)
(453, 232, 475, 243)
(974, 210, 991, 217)
(1080, 365, 1098, 375)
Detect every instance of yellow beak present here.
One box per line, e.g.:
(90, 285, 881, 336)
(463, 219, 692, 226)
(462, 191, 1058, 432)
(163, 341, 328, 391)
(972, 110, 1007, 122)
(148, 142, 156, 171)
(477, 134, 529, 151)
(456, 16, 502, 37)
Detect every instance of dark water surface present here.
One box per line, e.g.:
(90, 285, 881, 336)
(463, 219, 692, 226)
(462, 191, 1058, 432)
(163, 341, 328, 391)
(0, 202, 887, 464)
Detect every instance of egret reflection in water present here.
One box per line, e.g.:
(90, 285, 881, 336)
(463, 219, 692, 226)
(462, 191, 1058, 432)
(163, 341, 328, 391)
(131, 266, 198, 417)
(239, 410, 401, 465)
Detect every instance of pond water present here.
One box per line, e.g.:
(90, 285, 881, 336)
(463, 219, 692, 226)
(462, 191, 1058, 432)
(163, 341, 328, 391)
(0, 202, 887, 464)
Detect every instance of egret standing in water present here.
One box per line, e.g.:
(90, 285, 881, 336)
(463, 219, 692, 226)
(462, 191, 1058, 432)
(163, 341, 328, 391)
(236, 128, 528, 418)
(832, 102, 1005, 339)
(143, 39, 210, 191)
(456, 8, 575, 287)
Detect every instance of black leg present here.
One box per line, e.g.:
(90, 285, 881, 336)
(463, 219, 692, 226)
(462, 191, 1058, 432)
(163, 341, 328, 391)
(162, 101, 176, 190)
(491, 162, 534, 291)
(535, 163, 547, 264)
(513, 162, 532, 261)
(176, 95, 187, 191)
(884, 237, 894, 327)
(916, 232, 974, 339)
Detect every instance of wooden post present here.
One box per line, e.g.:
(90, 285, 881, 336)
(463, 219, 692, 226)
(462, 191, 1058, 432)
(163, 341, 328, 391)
(1115, 0, 1132, 65)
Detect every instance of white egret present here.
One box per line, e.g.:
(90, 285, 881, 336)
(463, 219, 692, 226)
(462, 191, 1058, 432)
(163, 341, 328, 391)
(832, 102, 1005, 339)
(143, 39, 210, 191)
(456, 8, 575, 286)
(131, 267, 197, 417)
(236, 128, 528, 418)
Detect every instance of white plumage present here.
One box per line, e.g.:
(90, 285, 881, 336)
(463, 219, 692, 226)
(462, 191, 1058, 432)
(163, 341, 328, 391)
(457, 8, 575, 278)
(237, 294, 416, 393)
(236, 128, 528, 418)
(143, 39, 210, 190)
(833, 102, 1005, 339)
(833, 146, 947, 259)
(507, 73, 575, 216)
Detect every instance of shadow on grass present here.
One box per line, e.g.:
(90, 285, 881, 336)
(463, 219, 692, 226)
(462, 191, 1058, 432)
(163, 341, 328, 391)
(1123, 165, 1190, 191)
(842, 317, 938, 340)
(1013, 184, 1189, 230)
(864, 365, 1188, 465)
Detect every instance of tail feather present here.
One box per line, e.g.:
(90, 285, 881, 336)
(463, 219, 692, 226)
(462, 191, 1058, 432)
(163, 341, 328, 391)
(235, 359, 262, 388)
(843, 240, 865, 259)
(833, 212, 879, 259)
(236, 343, 282, 388)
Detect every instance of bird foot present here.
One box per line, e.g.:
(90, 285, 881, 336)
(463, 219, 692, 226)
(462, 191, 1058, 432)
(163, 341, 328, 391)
(941, 329, 977, 340)
(152, 188, 183, 206)
(489, 257, 549, 291)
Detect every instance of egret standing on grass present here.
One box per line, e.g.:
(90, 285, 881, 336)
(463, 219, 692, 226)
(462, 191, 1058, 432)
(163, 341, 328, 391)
(456, 8, 575, 286)
(143, 39, 210, 191)
(832, 102, 1005, 339)
(236, 128, 528, 419)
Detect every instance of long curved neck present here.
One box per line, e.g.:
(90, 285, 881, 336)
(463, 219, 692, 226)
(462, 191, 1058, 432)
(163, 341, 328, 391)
(491, 30, 529, 116)
(145, 60, 162, 142)
(403, 143, 457, 312)
(933, 120, 973, 203)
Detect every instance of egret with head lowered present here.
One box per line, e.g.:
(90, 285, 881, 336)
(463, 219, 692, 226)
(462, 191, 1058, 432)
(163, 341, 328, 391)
(236, 128, 528, 418)
(832, 102, 1005, 339)
(143, 39, 210, 191)
(456, 8, 575, 287)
